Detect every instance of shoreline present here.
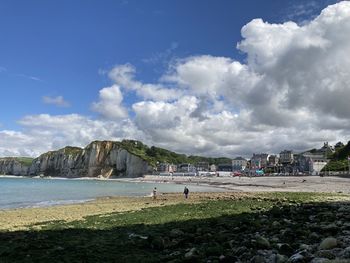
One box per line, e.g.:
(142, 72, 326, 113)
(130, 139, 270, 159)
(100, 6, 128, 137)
(2, 175, 350, 210)
(0, 192, 247, 231)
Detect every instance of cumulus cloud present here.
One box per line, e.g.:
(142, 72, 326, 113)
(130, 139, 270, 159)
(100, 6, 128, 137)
(0, 114, 144, 157)
(129, 1, 350, 156)
(91, 85, 128, 120)
(2, 1, 350, 158)
(108, 64, 183, 101)
(42, 96, 70, 107)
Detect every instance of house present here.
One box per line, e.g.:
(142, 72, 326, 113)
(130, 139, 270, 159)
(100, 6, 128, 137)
(319, 142, 334, 157)
(217, 163, 233, 172)
(157, 163, 177, 173)
(210, 164, 217, 172)
(279, 150, 294, 164)
(250, 153, 269, 169)
(177, 163, 196, 173)
(196, 162, 209, 171)
(268, 155, 279, 166)
(232, 157, 247, 171)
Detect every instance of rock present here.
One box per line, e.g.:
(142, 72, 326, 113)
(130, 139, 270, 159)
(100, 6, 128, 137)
(315, 250, 335, 259)
(338, 206, 350, 212)
(255, 235, 271, 249)
(250, 255, 265, 263)
(288, 250, 313, 263)
(310, 258, 330, 263)
(319, 237, 337, 250)
(299, 244, 311, 251)
(185, 247, 197, 258)
(277, 243, 294, 256)
(152, 236, 166, 250)
(310, 232, 320, 240)
(320, 224, 338, 233)
(170, 229, 184, 238)
(288, 252, 304, 263)
(275, 254, 288, 263)
(272, 221, 281, 228)
(233, 246, 248, 255)
(0, 158, 31, 175)
(342, 246, 350, 258)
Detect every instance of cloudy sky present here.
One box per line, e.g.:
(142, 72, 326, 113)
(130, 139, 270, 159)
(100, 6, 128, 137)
(0, 0, 349, 158)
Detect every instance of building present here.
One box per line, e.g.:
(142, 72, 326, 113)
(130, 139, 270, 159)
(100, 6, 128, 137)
(157, 163, 177, 173)
(250, 153, 269, 169)
(268, 155, 279, 166)
(279, 150, 294, 164)
(217, 163, 233, 172)
(299, 152, 328, 175)
(210, 164, 217, 172)
(195, 162, 209, 171)
(232, 157, 247, 171)
(319, 142, 334, 157)
(177, 163, 196, 173)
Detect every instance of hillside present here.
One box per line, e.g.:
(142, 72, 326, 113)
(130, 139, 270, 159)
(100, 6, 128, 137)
(118, 140, 232, 166)
(323, 141, 350, 171)
(0, 140, 232, 177)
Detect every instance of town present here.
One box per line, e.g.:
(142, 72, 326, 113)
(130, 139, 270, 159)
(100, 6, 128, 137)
(155, 142, 348, 177)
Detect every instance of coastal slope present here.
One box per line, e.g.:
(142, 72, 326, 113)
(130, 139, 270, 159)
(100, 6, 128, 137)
(0, 141, 150, 178)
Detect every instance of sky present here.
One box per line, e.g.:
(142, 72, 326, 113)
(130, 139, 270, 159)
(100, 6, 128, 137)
(0, 0, 349, 158)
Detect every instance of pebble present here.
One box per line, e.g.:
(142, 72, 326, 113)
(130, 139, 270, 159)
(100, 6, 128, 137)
(319, 237, 338, 250)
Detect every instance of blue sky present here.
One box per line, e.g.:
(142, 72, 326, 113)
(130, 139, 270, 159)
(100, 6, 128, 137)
(0, 0, 349, 157)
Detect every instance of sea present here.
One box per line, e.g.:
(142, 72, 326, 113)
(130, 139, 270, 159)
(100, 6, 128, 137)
(0, 176, 224, 210)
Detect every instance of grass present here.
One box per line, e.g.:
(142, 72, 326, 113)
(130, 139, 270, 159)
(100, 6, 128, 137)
(0, 192, 349, 262)
(0, 157, 34, 167)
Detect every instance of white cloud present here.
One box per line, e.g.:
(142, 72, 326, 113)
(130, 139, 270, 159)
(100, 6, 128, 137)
(42, 96, 70, 107)
(0, 114, 144, 157)
(91, 85, 128, 120)
(108, 64, 183, 101)
(2, 1, 350, 158)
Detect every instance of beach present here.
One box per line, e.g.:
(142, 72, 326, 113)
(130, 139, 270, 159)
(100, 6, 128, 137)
(134, 175, 350, 193)
(1, 175, 350, 231)
(0, 192, 252, 231)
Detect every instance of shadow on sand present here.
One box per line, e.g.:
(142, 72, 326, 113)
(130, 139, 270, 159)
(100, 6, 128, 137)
(0, 200, 350, 262)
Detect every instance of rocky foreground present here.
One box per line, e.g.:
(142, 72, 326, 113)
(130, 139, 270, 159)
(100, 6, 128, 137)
(167, 201, 350, 263)
(1, 192, 350, 262)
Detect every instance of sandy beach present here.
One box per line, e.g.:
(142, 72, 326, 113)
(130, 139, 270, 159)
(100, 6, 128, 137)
(134, 175, 350, 193)
(1, 175, 350, 231)
(0, 192, 252, 231)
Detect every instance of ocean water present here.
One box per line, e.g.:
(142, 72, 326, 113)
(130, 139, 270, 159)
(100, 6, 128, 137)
(0, 177, 224, 209)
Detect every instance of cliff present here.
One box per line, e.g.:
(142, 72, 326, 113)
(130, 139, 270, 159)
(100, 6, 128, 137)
(0, 157, 33, 176)
(28, 141, 150, 178)
(0, 141, 150, 178)
(0, 139, 230, 178)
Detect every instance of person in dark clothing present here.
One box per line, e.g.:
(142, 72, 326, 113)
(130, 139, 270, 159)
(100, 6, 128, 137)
(183, 186, 189, 199)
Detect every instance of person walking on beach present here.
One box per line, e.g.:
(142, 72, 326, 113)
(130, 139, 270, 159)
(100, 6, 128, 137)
(183, 186, 189, 199)
(152, 187, 157, 200)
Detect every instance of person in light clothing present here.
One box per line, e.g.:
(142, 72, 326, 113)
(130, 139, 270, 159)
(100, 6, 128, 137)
(152, 187, 157, 200)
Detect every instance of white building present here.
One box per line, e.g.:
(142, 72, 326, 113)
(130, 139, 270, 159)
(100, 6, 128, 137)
(232, 157, 247, 171)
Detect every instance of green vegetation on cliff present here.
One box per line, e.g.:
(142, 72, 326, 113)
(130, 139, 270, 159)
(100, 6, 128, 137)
(15, 157, 34, 166)
(323, 141, 350, 172)
(1, 140, 232, 171)
(0, 157, 34, 167)
(119, 139, 231, 167)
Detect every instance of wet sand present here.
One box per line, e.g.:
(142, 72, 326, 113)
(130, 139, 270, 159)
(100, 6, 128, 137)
(2, 175, 350, 231)
(133, 175, 350, 193)
(0, 192, 249, 231)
